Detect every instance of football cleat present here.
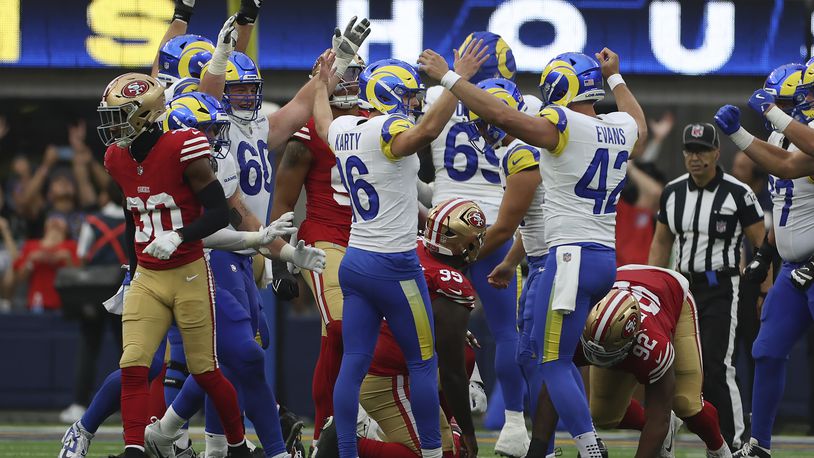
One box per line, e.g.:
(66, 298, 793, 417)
(225, 442, 251, 458)
(279, 405, 306, 456)
(144, 417, 182, 458)
(659, 411, 683, 458)
(59, 421, 94, 458)
(574, 437, 608, 458)
(312, 416, 338, 458)
(175, 441, 199, 458)
(707, 443, 734, 458)
(59, 404, 87, 424)
(733, 438, 770, 458)
(356, 406, 381, 440)
(494, 411, 530, 457)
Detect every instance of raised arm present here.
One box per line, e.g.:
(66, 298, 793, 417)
(715, 105, 814, 179)
(199, 16, 238, 99)
(595, 48, 648, 159)
(419, 49, 560, 151)
(745, 87, 814, 158)
(150, 0, 192, 78)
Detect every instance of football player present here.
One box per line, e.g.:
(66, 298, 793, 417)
(269, 55, 366, 451)
(97, 73, 249, 458)
(529, 265, 732, 458)
(420, 33, 536, 456)
(714, 62, 814, 458)
(310, 41, 488, 458)
(315, 199, 487, 458)
(419, 47, 647, 458)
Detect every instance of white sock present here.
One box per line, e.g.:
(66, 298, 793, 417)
(160, 406, 186, 434)
(174, 428, 190, 448)
(421, 447, 443, 458)
(125, 445, 145, 452)
(205, 432, 227, 457)
(504, 409, 525, 426)
(228, 438, 246, 447)
(574, 431, 602, 458)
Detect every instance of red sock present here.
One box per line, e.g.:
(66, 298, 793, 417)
(193, 369, 244, 445)
(357, 437, 419, 458)
(121, 366, 150, 446)
(683, 401, 725, 450)
(313, 321, 344, 439)
(464, 346, 476, 378)
(148, 364, 167, 419)
(618, 398, 645, 430)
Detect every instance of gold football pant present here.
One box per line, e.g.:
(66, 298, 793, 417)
(360, 373, 454, 454)
(120, 257, 218, 374)
(301, 242, 346, 336)
(589, 295, 705, 427)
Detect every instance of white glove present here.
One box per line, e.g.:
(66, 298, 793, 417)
(279, 240, 326, 274)
(332, 16, 371, 75)
(208, 15, 238, 76)
(262, 212, 297, 243)
(144, 231, 183, 260)
(469, 381, 488, 415)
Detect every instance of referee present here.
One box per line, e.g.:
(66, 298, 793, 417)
(648, 123, 766, 450)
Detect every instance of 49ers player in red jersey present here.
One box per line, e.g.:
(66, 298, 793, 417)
(314, 199, 487, 458)
(98, 73, 250, 458)
(269, 56, 365, 448)
(528, 265, 731, 458)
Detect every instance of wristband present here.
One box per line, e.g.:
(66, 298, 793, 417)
(607, 73, 625, 90)
(765, 106, 793, 132)
(279, 243, 294, 263)
(173, 10, 192, 23)
(207, 48, 229, 76)
(730, 127, 755, 150)
(440, 70, 462, 90)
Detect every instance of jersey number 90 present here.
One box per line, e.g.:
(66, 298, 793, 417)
(337, 155, 380, 222)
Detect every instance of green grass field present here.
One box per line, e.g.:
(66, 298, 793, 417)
(3, 426, 813, 458)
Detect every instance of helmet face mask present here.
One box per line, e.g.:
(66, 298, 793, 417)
(331, 60, 365, 110)
(424, 198, 487, 265)
(360, 58, 426, 120)
(224, 80, 263, 121)
(97, 73, 166, 147)
(464, 78, 523, 150)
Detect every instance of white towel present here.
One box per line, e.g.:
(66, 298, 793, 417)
(551, 245, 582, 313)
(102, 284, 127, 315)
(261, 256, 274, 288)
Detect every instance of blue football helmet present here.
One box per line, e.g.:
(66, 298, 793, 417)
(460, 31, 516, 84)
(463, 78, 525, 150)
(539, 52, 604, 106)
(166, 77, 200, 100)
(157, 34, 214, 87)
(764, 63, 812, 127)
(360, 58, 425, 120)
(203, 52, 263, 122)
(164, 91, 231, 156)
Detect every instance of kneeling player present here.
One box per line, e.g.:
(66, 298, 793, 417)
(528, 265, 731, 458)
(316, 199, 487, 458)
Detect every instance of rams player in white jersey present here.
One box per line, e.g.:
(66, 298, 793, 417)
(715, 61, 814, 458)
(310, 42, 488, 458)
(420, 47, 646, 458)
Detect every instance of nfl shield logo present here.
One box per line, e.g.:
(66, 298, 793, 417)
(716, 220, 728, 233)
(563, 253, 572, 262)
(691, 124, 704, 138)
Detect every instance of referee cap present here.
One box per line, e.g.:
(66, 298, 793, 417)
(683, 122, 720, 151)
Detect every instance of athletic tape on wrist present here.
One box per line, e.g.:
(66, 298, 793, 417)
(440, 70, 462, 90)
(730, 127, 755, 151)
(607, 74, 625, 90)
(766, 106, 793, 132)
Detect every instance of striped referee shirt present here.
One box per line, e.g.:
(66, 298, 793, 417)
(658, 167, 764, 274)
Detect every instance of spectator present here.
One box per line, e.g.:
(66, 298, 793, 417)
(59, 183, 126, 423)
(0, 215, 17, 313)
(13, 214, 78, 312)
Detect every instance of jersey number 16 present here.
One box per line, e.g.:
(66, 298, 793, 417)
(337, 155, 380, 222)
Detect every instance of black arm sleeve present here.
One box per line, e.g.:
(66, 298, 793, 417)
(178, 179, 229, 243)
(656, 185, 670, 224)
(123, 207, 138, 276)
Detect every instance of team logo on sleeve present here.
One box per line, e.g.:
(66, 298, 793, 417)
(122, 80, 149, 98)
(466, 209, 486, 228)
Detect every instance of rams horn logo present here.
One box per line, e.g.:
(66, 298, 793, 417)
(466, 210, 486, 228)
(122, 80, 149, 98)
(622, 314, 638, 338)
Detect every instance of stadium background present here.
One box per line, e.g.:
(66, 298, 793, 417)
(0, 0, 812, 447)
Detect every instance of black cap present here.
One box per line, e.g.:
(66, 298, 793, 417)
(683, 122, 719, 151)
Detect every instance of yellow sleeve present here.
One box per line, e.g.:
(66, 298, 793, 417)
(538, 106, 569, 156)
(502, 145, 541, 177)
(379, 114, 415, 160)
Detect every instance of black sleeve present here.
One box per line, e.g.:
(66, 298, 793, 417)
(177, 180, 229, 242)
(656, 186, 670, 224)
(737, 187, 764, 228)
(123, 206, 138, 276)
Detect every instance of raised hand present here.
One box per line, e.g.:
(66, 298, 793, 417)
(453, 38, 490, 80)
(332, 16, 371, 74)
(417, 49, 451, 81)
(714, 105, 742, 135)
(217, 15, 238, 51)
(173, 0, 195, 23)
(316, 50, 337, 84)
(236, 0, 262, 25)
(748, 88, 775, 116)
(595, 47, 620, 78)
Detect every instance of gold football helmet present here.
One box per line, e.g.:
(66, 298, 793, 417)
(423, 198, 487, 264)
(97, 73, 166, 147)
(581, 289, 641, 367)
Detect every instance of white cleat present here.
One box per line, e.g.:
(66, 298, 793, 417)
(494, 411, 530, 458)
(144, 417, 182, 458)
(356, 405, 382, 440)
(58, 421, 93, 458)
(659, 411, 683, 458)
(707, 443, 734, 458)
(59, 404, 87, 424)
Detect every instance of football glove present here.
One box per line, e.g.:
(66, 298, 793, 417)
(258, 211, 297, 245)
(743, 250, 772, 284)
(469, 381, 487, 415)
(236, 0, 262, 25)
(748, 88, 776, 116)
(280, 240, 327, 274)
(144, 231, 183, 260)
(332, 16, 371, 76)
(791, 260, 814, 291)
(270, 259, 299, 300)
(714, 105, 741, 136)
(208, 15, 238, 76)
(173, 0, 195, 23)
